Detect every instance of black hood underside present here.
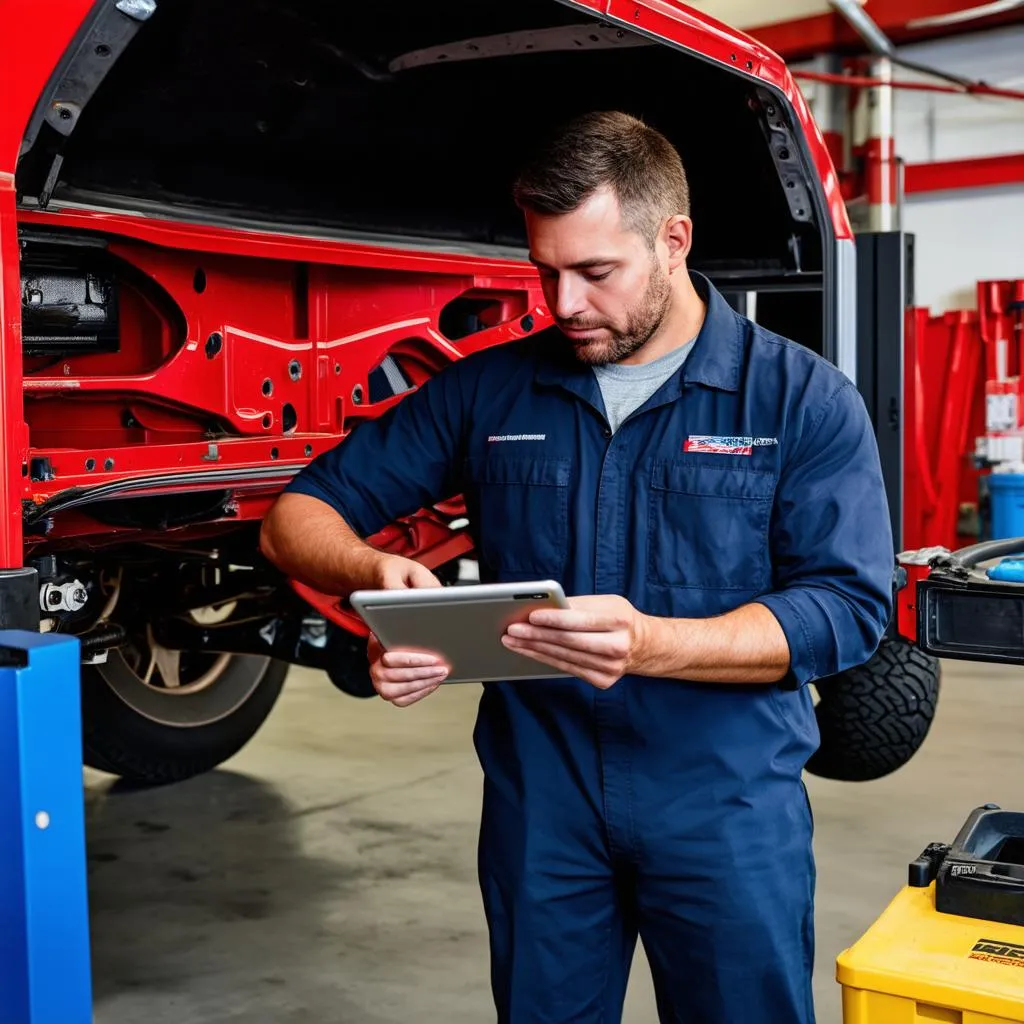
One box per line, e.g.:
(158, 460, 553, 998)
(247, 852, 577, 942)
(17, 0, 824, 277)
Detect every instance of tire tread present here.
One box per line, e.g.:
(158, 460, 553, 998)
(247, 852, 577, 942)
(805, 639, 940, 782)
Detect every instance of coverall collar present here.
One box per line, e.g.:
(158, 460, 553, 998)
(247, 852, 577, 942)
(533, 270, 743, 399)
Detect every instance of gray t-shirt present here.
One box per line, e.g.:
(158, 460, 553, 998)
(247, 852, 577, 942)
(592, 339, 695, 433)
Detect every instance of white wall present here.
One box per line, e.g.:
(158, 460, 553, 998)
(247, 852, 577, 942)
(795, 27, 1024, 313)
(893, 27, 1024, 164)
(901, 189, 1024, 312)
(893, 27, 1024, 313)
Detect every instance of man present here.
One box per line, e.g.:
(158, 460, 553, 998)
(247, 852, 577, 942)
(260, 111, 894, 1023)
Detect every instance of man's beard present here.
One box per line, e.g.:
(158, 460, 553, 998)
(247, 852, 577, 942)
(560, 268, 672, 366)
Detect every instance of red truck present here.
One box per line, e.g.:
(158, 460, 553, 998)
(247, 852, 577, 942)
(1, 0, 947, 786)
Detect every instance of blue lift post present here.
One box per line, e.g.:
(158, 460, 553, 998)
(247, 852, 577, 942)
(0, 631, 93, 1023)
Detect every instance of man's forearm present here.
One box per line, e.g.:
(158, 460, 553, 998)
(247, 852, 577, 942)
(260, 492, 384, 594)
(635, 602, 790, 684)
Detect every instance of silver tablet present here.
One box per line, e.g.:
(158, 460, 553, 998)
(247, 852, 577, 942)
(349, 580, 573, 683)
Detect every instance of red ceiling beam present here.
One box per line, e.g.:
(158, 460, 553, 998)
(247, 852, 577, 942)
(904, 152, 1024, 194)
(746, 2, 1024, 62)
(792, 68, 1024, 101)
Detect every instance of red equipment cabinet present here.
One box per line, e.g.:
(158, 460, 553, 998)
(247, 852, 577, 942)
(902, 279, 1024, 558)
(978, 280, 1024, 473)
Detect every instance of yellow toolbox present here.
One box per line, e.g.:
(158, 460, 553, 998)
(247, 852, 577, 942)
(837, 805, 1024, 1024)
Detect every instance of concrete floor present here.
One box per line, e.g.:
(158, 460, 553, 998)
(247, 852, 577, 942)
(86, 657, 1024, 1024)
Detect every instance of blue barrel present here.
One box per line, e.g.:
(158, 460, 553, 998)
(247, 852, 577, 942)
(988, 472, 1024, 540)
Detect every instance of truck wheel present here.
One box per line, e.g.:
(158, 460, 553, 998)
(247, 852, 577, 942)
(804, 637, 940, 782)
(82, 627, 287, 785)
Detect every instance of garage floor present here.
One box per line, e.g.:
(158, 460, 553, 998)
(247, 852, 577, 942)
(86, 657, 1024, 1024)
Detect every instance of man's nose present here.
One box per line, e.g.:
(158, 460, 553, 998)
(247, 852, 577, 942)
(553, 274, 586, 321)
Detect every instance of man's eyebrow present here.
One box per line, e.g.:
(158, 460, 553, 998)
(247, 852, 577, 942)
(528, 254, 620, 271)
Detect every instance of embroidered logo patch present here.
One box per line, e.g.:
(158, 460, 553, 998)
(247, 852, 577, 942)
(684, 435, 777, 455)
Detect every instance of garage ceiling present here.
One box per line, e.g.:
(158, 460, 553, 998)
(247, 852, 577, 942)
(685, 0, 1024, 59)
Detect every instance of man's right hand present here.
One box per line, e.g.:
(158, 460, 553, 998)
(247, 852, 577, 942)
(373, 554, 445, 591)
(367, 554, 450, 707)
(261, 498, 451, 704)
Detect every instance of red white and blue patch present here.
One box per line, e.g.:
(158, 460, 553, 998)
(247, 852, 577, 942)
(684, 435, 777, 456)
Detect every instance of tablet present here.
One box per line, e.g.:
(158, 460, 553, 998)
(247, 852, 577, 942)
(349, 580, 573, 683)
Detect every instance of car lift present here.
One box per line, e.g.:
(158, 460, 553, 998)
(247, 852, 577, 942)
(0, 631, 92, 1022)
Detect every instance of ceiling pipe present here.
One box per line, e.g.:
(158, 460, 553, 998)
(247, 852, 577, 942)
(828, 0, 897, 56)
(827, 0, 977, 87)
(907, 0, 1024, 29)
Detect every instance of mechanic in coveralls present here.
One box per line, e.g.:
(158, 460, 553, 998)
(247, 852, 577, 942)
(260, 111, 894, 1023)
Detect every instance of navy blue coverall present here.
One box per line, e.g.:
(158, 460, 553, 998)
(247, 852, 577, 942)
(286, 273, 895, 1023)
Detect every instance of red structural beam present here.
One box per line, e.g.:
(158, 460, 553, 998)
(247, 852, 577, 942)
(792, 69, 1024, 102)
(904, 152, 1024, 194)
(748, 1, 1024, 62)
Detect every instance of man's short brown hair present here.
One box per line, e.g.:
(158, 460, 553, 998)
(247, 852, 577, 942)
(512, 111, 690, 248)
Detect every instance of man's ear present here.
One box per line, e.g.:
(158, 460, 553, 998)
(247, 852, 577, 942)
(664, 214, 693, 272)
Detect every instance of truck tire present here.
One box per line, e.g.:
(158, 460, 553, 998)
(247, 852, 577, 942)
(82, 648, 287, 785)
(804, 638, 940, 782)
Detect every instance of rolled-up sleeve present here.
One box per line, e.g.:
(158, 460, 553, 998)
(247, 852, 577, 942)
(755, 381, 894, 687)
(285, 359, 470, 538)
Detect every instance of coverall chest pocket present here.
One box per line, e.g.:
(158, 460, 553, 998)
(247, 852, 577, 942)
(647, 459, 776, 592)
(464, 456, 571, 577)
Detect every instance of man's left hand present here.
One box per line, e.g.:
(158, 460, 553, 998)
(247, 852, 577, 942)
(501, 594, 649, 689)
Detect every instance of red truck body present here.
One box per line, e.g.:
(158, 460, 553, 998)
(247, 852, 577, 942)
(0, 0, 857, 781)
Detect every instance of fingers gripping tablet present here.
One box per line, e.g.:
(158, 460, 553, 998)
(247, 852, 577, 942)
(349, 581, 572, 683)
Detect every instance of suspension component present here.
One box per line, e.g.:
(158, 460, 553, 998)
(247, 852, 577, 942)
(39, 579, 89, 613)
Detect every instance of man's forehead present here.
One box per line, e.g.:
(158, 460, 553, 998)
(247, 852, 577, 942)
(524, 189, 640, 267)
(534, 187, 625, 231)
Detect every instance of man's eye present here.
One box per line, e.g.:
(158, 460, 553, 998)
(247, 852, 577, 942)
(586, 270, 613, 282)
